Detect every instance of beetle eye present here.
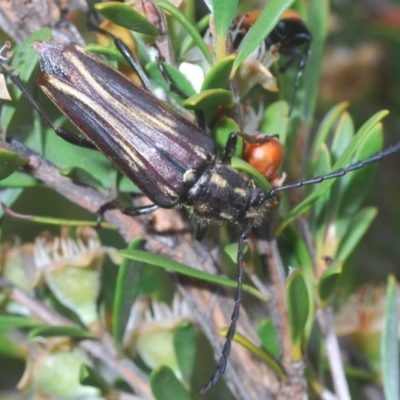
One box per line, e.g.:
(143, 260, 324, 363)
(250, 188, 268, 207)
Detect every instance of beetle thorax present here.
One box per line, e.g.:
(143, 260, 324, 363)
(184, 164, 275, 226)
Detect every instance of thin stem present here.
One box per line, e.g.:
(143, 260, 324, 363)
(317, 306, 351, 400)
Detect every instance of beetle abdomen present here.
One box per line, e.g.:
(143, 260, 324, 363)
(35, 42, 218, 207)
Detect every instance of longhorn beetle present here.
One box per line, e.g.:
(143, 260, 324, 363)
(1, 40, 400, 394)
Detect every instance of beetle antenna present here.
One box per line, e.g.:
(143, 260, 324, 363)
(275, 140, 400, 193)
(199, 224, 252, 394)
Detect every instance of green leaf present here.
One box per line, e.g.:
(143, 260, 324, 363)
(381, 275, 399, 400)
(86, 44, 128, 65)
(330, 112, 355, 162)
(95, 2, 159, 36)
(112, 237, 144, 347)
(60, 167, 103, 188)
(224, 241, 248, 263)
(212, 116, 242, 157)
(318, 260, 343, 304)
(279, 110, 389, 232)
(179, 14, 211, 57)
(337, 123, 383, 218)
(300, 0, 330, 124)
(28, 326, 95, 340)
(230, 157, 272, 191)
(201, 54, 236, 91)
(183, 89, 233, 110)
(211, 0, 237, 59)
(257, 318, 279, 358)
(211, 0, 237, 40)
(173, 322, 196, 385)
(119, 249, 267, 302)
(260, 101, 290, 146)
(43, 125, 116, 191)
(0, 149, 27, 180)
(145, 61, 196, 105)
(0, 334, 26, 359)
(311, 102, 349, 155)
(310, 143, 331, 236)
(0, 171, 37, 187)
(336, 207, 377, 261)
(286, 270, 309, 360)
(0, 315, 38, 334)
(79, 364, 111, 393)
(156, 1, 212, 64)
(311, 113, 354, 236)
(150, 366, 191, 400)
(233, 0, 295, 71)
(118, 174, 141, 193)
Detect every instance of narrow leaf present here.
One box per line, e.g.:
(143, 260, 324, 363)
(311, 102, 349, 155)
(112, 237, 144, 346)
(201, 54, 236, 91)
(230, 157, 272, 191)
(145, 61, 196, 107)
(381, 275, 399, 400)
(95, 2, 159, 36)
(336, 207, 378, 261)
(0, 149, 28, 180)
(173, 322, 196, 385)
(279, 110, 389, 232)
(119, 249, 267, 302)
(211, 0, 237, 40)
(28, 326, 95, 340)
(212, 0, 237, 59)
(183, 89, 233, 110)
(221, 328, 287, 382)
(0, 315, 38, 334)
(318, 260, 343, 304)
(286, 270, 309, 360)
(257, 318, 280, 358)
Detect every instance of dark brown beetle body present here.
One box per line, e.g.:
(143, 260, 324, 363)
(35, 42, 274, 228)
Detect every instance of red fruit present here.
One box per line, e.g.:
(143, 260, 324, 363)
(244, 138, 283, 180)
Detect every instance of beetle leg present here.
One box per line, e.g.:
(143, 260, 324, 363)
(220, 132, 238, 164)
(157, 57, 189, 99)
(123, 204, 160, 216)
(156, 58, 206, 129)
(0, 63, 97, 149)
(200, 223, 252, 394)
(277, 48, 302, 74)
(195, 220, 208, 241)
(113, 38, 152, 91)
(278, 40, 311, 114)
(239, 132, 279, 144)
(86, 9, 152, 91)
